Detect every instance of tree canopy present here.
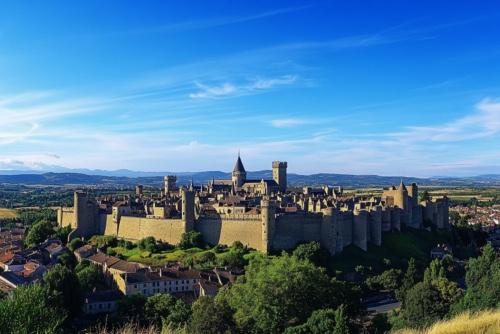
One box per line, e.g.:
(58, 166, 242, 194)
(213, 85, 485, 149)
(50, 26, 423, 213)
(0, 284, 66, 334)
(44, 264, 83, 317)
(25, 220, 54, 247)
(179, 231, 204, 249)
(453, 244, 500, 312)
(224, 253, 348, 333)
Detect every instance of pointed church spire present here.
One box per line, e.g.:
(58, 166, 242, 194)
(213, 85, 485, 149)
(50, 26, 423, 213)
(233, 152, 246, 173)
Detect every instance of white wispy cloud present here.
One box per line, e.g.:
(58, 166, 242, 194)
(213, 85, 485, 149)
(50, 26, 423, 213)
(269, 118, 306, 128)
(189, 75, 297, 99)
(389, 98, 500, 143)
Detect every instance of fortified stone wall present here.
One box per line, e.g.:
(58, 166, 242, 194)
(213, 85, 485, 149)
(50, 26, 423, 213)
(99, 214, 118, 236)
(353, 210, 368, 251)
(195, 216, 263, 251)
(110, 216, 187, 245)
(340, 211, 353, 247)
(58, 208, 75, 228)
(381, 208, 391, 232)
(57, 184, 448, 255)
(321, 207, 338, 255)
(369, 207, 382, 246)
(272, 213, 323, 250)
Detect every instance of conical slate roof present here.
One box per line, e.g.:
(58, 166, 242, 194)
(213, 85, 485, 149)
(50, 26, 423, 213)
(398, 179, 407, 191)
(233, 154, 246, 173)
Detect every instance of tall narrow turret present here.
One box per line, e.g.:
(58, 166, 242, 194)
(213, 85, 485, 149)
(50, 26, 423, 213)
(272, 161, 287, 193)
(395, 180, 408, 211)
(232, 153, 247, 188)
(181, 188, 195, 232)
(260, 198, 275, 254)
(164, 175, 177, 194)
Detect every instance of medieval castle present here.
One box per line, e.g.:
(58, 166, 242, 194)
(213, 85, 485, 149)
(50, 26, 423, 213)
(58, 155, 449, 255)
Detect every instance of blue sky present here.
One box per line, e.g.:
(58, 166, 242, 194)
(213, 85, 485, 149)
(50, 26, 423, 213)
(0, 1, 499, 177)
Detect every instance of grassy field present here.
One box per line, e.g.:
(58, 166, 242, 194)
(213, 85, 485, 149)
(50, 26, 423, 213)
(329, 228, 449, 273)
(0, 208, 18, 219)
(392, 309, 500, 334)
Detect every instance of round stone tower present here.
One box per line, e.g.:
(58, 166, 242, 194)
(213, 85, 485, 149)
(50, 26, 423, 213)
(260, 197, 275, 254)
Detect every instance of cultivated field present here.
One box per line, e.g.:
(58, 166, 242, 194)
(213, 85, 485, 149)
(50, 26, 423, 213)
(0, 208, 18, 219)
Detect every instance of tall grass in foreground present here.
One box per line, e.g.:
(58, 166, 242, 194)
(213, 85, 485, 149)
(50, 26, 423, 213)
(393, 309, 500, 334)
(88, 323, 186, 334)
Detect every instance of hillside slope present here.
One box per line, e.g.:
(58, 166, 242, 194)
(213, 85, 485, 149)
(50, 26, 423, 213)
(392, 309, 500, 334)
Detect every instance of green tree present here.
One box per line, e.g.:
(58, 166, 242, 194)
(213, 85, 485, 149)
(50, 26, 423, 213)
(144, 293, 177, 327)
(89, 235, 117, 250)
(54, 225, 72, 244)
(68, 238, 84, 252)
(76, 263, 100, 293)
(57, 250, 77, 269)
(366, 269, 402, 291)
(423, 259, 446, 283)
(334, 304, 349, 334)
(330, 278, 362, 317)
(396, 258, 418, 302)
(453, 244, 500, 312)
(165, 299, 192, 328)
(368, 313, 391, 334)
(75, 259, 91, 272)
(0, 284, 66, 334)
(284, 308, 337, 334)
(292, 241, 330, 268)
(218, 247, 247, 269)
(403, 281, 447, 328)
(402, 256, 464, 328)
(179, 231, 203, 249)
(226, 254, 339, 333)
(195, 251, 217, 267)
(25, 220, 54, 247)
(44, 264, 83, 317)
(117, 294, 147, 322)
(137, 236, 158, 253)
(189, 296, 234, 334)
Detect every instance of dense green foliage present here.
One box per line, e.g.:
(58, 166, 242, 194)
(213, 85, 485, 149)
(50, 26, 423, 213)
(89, 235, 118, 250)
(396, 258, 419, 302)
(403, 281, 448, 328)
(144, 293, 191, 329)
(292, 241, 330, 268)
(57, 249, 77, 269)
(178, 231, 204, 249)
(68, 237, 85, 251)
(223, 253, 359, 333)
(44, 264, 83, 317)
(54, 225, 73, 244)
(396, 258, 464, 329)
(453, 244, 500, 312)
(366, 268, 402, 291)
(0, 284, 66, 334)
(117, 294, 147, 322)
(137, 236, 161, 253)
(0, 208, 58, 228)
(76, 262, 101, 293)
(188, 296, 234, 334)
(24, 219, 55, 247)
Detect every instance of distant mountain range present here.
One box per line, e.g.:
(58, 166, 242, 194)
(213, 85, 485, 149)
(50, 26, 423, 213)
(0, 170, 499, 187)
